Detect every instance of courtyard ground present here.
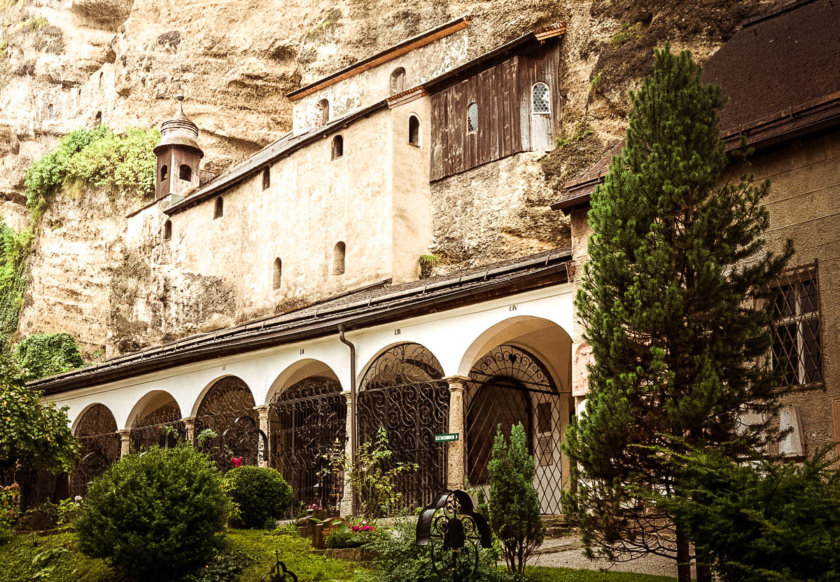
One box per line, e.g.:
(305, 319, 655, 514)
(0, 528, 677, 581)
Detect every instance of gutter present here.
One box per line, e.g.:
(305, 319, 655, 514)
(338, 326, 358, 480)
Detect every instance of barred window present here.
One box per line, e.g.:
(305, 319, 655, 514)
(467, 103, 478, 133)
(771, 264, 823, 387)
(532, 83, 550, 114)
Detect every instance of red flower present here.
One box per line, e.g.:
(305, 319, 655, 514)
(230, 457, 243, 468)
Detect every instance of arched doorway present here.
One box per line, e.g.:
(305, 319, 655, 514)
(269, 376, 346, 513)
(71, 404, 120, 498)
(129, 391, 184, 451)
(465, 345, 564, 513)
(358, 343, 449, 511)
(195, 376, 260, 471)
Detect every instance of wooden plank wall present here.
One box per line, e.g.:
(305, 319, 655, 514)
(430, 40, 562, 182)
(430, 57, 522, 181)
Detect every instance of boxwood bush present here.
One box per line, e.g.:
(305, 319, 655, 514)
(75, 444, 231, 579)
(223, 466, 293, 528)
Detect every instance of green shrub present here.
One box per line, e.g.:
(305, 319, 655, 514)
(75, 444, 231, 579)
(223, 466, 292, 529)
(13, 332, 83, 381)
(488, 423, 545, 578)
(663, 448, 840, 581)
(363, 518, 508, 582)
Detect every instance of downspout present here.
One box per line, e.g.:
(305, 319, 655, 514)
(337, 325, 357, 463)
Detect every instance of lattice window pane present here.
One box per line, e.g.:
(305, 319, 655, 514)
(771, 264, 823, 387)
(533, 83, 550, 114)
(467, 103, 478, 132)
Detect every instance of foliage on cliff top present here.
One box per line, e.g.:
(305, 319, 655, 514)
(13, 332, 83, 381)
(24, 126, 159, 221)
(0, 218, 32, 347)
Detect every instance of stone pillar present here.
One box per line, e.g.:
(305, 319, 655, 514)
(339, 391, 355, 516)
(182, 417, 196, 445)
(118, 429, 131, 457)
(255, 405, 270, 467)
(445, 376, 468, 491)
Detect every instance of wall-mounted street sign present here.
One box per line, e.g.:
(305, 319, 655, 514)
(434, 433, 459, 443)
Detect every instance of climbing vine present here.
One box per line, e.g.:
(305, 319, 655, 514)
(24, 125, 159, 223)
(0, 219, 32, 346)
(13, 332, 83, 382)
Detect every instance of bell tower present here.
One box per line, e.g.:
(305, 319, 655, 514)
(153, 95, 203, 202)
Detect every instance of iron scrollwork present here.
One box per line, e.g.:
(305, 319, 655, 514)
(416, 490, 492, 582)
(270, 377, 346, 513)
(195, 376, 260, 470)
(70, 404, 120, 498)
(358, 343, 449, 511)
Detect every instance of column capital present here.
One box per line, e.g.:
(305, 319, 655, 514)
(181, 416, 196, 423)
(444, 375, 470, 390)
(253, 404, 270, 411)
(118, 428, 131, 437)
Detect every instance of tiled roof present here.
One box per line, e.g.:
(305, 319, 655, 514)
(30, 249, 572, 395)
(553, 0, 840, 212)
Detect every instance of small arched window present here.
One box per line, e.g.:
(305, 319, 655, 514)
(318, 99, 330, 126)
(408, 115, 420, 146)
(331, 135, 343, 160)
(262, 167, 270, 190)
(98, 72, 103, 88)
(163, 220, 172, 240)
(273, 258, 282, 289)
(214, 197, 223, 219)
(467, 103, 478, 133)
(160, 164, 168, 181)
(532, 82, 550, 114)
(179, 164, 192, 181)
(390, 67, 406, 95)
(333, 241, 345, 276)
(47, 104, 54, 119)
(94, 111, 102, 126)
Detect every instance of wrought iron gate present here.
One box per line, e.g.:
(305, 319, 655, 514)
(70, 404, 120, 498)
(358, 343, 449, 512)
(270, 377, 346, 512)
(465, 345, 565, 514)
(130, 404, 185, 451)
(195, 376, 261, 471)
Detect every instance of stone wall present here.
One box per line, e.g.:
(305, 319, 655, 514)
(429, 152, 569, 274)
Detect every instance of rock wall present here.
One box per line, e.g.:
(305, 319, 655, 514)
(2, 0, 779, 356)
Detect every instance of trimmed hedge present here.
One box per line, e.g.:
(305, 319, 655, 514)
(223, 466, 292, 528)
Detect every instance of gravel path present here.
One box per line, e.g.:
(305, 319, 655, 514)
(532, 536, 682, 579)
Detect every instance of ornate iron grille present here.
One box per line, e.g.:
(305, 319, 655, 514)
(70, 404, 120, 498)
(359, 343, 449, 512)
(130, 404, 185, 451)
(270, 377, 346, 513)
(195, 376, 260, 471)
(465, 345, 564, 514)
(771, 262, 823, 388)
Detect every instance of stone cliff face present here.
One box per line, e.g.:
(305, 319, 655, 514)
(0, 0, 775, 358)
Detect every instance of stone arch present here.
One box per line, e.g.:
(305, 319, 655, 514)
(357, 342, 449, 512)
(457, 316, 572, 514)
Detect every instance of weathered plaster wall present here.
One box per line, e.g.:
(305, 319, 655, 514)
(390, 97, 433, 283)
(122, 110, 403, 348)
(751, 131, 840, 455)
(292, 29, 469, 134)
(429, 151, 569, 274)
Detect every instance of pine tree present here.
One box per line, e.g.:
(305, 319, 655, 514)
(562, 46, 793, 582)
(488, 422, 545, 579)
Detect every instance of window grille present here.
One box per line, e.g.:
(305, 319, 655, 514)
(771, 263, 823, 387)
(532, 83, 550, 114)
(467, 103, 478, 133)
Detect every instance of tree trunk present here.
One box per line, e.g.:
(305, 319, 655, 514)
(696, 547, 713, 582)
(676, 525, 692, 582)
